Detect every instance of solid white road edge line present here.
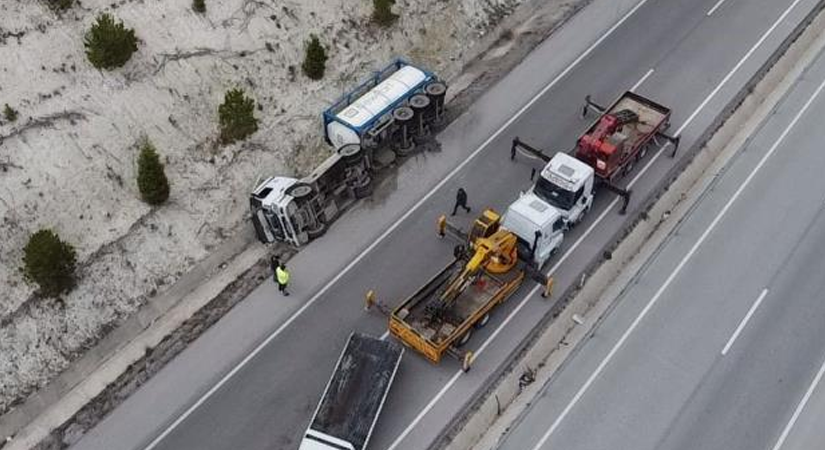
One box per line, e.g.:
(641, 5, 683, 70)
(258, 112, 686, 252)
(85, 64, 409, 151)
(721, 288, 769, 355)
(771, 345, 825, 450)
(389, 1, 807, 447)
(707, 0, 730, 16)
(140, 0, 655, 448)
(528, 54, 825, 450)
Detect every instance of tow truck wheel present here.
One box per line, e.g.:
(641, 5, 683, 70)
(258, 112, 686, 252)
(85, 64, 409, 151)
(578, 204, 591, 224)
(457, 329, 472, 347)
(474, 313, 490, 329)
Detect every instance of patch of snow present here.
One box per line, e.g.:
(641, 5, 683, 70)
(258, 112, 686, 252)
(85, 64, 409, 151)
(0, 0, 523, 412)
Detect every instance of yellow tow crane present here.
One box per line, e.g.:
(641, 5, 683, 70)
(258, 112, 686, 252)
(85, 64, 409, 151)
(367, 209, 553, 371)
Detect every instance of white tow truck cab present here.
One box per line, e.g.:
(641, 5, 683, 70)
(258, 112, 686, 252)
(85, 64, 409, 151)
(531, 152, 595, 227)
(502, 193, 566, 269)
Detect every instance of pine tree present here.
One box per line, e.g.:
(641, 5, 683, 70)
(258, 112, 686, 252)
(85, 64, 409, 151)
(302, 34, 327, 80)
(193, 0, 206, 13)
(3, 104, 18, 122)
(22, 229, 77, 298)
(372, 0, 397, 27)
(218, 88, 259, 144)
(137, 140, 170, 205)
(46, 0, 73, 11)
(84, 13, 139, 70)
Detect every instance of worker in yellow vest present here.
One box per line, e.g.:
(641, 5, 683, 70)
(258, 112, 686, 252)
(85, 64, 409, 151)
(276, 262, 290, 296)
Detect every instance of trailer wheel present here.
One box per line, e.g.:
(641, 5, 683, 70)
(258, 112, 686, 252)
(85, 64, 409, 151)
(636, 144, 648, 161)
(622, 159, 635, 177)
(474, 313, 490, 329)
(457, 329, 472, 347)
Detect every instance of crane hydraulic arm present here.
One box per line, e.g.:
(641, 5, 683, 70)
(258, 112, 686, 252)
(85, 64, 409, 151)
(439, 228, 518, 304)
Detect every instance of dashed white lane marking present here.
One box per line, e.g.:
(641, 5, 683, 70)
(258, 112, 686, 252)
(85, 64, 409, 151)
(529, 41, 825, 450)
(721, 288, 769, 356)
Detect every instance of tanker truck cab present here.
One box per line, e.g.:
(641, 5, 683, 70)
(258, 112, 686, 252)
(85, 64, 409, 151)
(532, 152, 594, 227)
(249, 176, 310, 247)
(502, 193, 565, 269)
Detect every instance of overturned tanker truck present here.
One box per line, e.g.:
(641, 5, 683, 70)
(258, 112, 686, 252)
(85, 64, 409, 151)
(250, 59, 448, 247)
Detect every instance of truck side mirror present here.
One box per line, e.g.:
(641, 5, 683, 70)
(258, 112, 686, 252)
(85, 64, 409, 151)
(530, 230, 542, 260)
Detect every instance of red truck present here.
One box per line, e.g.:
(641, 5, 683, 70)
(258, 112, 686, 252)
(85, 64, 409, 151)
(512, 91, 679, 219)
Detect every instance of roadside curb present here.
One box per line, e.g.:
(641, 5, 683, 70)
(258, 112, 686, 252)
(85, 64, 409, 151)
(434, 2, 825, 449)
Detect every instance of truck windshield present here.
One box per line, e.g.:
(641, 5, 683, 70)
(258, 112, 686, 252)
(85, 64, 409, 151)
(535, 176, 576, 210)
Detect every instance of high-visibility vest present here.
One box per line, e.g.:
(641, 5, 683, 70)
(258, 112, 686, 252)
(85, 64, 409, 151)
(276, 267, 290, 285)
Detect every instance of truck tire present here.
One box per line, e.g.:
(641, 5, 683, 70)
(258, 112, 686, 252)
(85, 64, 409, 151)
(457, 329, 472, 347)
(353, 178, 373, 199)
(474, 313, 490, 329)
(338, 144, 363, 166)
(577, 204, 591, 225)
(306, 221, 327, 240)
(286, 182, 313, 200)
(636, 143, 648, 161)
(622, 159, 635, 177)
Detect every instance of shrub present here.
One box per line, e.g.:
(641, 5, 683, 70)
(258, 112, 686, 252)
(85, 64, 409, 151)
(84, 13, 139, 70)
(3, 104, 18, 122)
(372, 0, 397, 27)
(218, 88, 258, 144)
(22, 229, 77, 298)
(302, 34, 327, 80)
(137, 140, 170, 205)
(193, 0, 206, 13)
(46, 0, 73, 11)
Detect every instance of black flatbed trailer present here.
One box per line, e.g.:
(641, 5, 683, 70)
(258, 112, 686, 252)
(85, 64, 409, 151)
(299, 333, 403, 450)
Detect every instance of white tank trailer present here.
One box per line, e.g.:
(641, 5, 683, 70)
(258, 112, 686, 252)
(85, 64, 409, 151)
(251, 59, 447, 247)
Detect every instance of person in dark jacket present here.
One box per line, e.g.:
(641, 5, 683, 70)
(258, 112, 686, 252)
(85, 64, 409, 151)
(451, 187, 471, 216)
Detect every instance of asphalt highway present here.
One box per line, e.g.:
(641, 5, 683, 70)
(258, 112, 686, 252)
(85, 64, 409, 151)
(71, 0, 823, 449)
(497, 29, 825, 450)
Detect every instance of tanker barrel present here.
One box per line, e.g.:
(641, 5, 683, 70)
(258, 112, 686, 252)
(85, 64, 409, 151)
(425, 81, 447, 123)
(409, 94, 431, 139)
(392, 106, 415, 156)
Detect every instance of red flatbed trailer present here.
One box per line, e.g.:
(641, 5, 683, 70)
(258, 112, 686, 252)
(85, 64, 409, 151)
(578, 91, 679, 182)
(510, 91, 679, 214)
